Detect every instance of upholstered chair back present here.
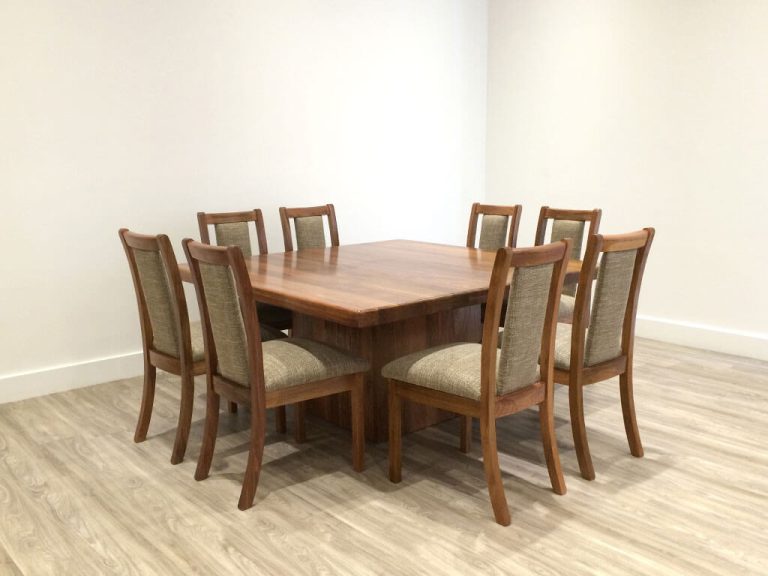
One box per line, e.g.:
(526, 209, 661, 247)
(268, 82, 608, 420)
(535, 207, 602, 296)
(196, 258, 251, 386)
(198, 210, 268, 259)
(496, 261, 558, 395)
(279, 204, 339, 252)
(585, 248, 641, 366)
(466, 203, 522, 250)
(294, 216, 327, 249)
(119, 229, 191, 360)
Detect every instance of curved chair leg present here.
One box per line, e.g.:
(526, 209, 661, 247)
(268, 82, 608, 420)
(134, 361, 156, 443)
(294, 402, 306, 443)
(388, 382, 402, 483)
(170, 371, 195, 465)
(275, 406, 287, 434)
(459, 416, 472, 453)
(538, 399, 566, 495)
(569, 382, 595, 480)
(238, 409, 266, 511)
(480, 415, 510, 526)
(620, 367, 644, 457)
(194, 390, 221, 481)
(228, 401, 238, 414)
(350, 375, 365, 472)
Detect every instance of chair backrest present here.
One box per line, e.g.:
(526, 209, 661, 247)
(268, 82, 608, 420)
(197, 209, 268, 258)
(466, 202, 522, 250)
(279, 204, 339, 252)
(183, 239, 265, 393)
(119, 229, 193, 362)
(535, 207, 601, 296)
(569, 228, 655, 369)
(481, 240, 571, 400)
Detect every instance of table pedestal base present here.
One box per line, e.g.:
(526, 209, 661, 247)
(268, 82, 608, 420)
(292, 305, 483, 443)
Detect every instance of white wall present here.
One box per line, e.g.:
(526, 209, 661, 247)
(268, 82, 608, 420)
(487, 0, 768, 360)
(0, 0, 488, 401)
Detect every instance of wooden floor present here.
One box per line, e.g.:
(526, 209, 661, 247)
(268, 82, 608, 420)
(0, 339, 766, 575)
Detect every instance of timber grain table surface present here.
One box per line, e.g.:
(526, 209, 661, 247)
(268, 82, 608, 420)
(178, 239, 581, 327)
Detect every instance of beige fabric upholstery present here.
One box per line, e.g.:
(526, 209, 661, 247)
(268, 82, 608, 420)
(554, 251, 636, 369)
(554, 323, 573, 370)
(199, 262, 250, 385)
(558, 294, 576, 323)
(214, 222, 252, 258)
(382, 343, 491, 400)
(497, 263, 554, 395)
(294, 216, 326, 249)
(190, 321, 205, 361)
(477, 214, 509, 251)
(551, 219, 586, 297)
(262, 338, 369, 391)
(133, 248, 180, 357)
(585, 249, 637, 365)
(550, 219, 586, 259)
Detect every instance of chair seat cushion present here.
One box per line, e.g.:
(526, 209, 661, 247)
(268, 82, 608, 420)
(382, 343, 498, 401)
(262, 338, 369, 391)
(189, 320, 285, 363)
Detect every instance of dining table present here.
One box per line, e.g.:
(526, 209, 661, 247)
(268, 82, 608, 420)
(179, 239, 581, 442)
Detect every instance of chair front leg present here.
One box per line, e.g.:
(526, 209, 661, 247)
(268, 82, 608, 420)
(194, 387, 221, 481)
(538, 396, 566, 495)
(170, 370, 195, 465)
(569, 381, 595, 480)
(620, 366, 644, 457)
(388, 381, 402, 483)
(134, 360, 156, 443)
(294, 402, 306, 443)
(350, 375, 365, 472)
(459, 416, 472, 453)
(480, 415, 510, 526)
(238, 407, 266, 511)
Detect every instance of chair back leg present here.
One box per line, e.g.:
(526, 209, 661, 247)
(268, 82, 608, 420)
(480, 414, 511, 526)
(170, 371, 195, 464)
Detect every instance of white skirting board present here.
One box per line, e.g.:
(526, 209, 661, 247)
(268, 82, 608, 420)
(636, 315, 768, 362)
(0, 351, 144, 404)
(1, 317, 766, 404)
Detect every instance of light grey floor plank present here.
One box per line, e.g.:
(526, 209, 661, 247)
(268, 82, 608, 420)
(0, 338, 766, 575)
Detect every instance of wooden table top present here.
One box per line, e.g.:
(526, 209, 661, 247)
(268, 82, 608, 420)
(179, 239, 581, 328)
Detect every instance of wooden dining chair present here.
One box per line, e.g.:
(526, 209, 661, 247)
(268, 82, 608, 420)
(553, 228, 655, 481)
(198, 209, 296, 430)
(119, 229, 205, 465)
(182, 239, 368, 510)
(197, 209, 292, 330)
(279, 204, 339, 252)
(535, 207, 602, 322)
(466, 202, 522, 250)
(383, 240, 572, 526)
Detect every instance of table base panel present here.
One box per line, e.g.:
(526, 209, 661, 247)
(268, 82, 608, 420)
(293, 305, 483, 442)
